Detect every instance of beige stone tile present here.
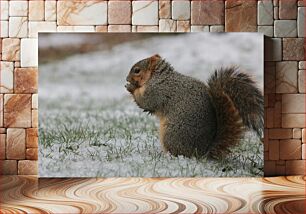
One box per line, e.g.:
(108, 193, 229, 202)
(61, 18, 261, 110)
(0, 61, 14, 93)
(4, 94, 32, 128)
(9, 17, 28, 38)
(0, 160, 17, 175)
(303, 129, 306, 143)
(0, 21, 9, 37)
(26, 148, 38, 160)
(0, 128, 6, 134)
(210, 25, 224, 33)
(45, 1, 57, 21)
(293, 128, 302, 139)
(297, 7, 305, 37)
(225, 0, 257, 32)
(0, 94, 3, 127)
(2, 38, 20, 61)
(274, 6, 279, 20)
(32, 110, 38, 128)
(132, 25, 137, 32)
(132, 1, 158, 25)
(108, 25, 131, 32)
(95, 26, 108, 32)
(108, 1, 131, 24)
(177, 21, 190, 32)
(29, 21, 57, 38)
(14, 68, 38, 94)
(279, 0, 297, 19)
(57, 0, 107, 25)
(283, 38, 305, 61)
(57, 26, 95, 32)
(172, 0, 190, 20)
(302, 144, 306, 159)
(20, 38, 38, 67)
(298, 70, 305, 93)
(276, 61, 298, 93)
(0, 1, 9, 21)
(193, 0, 224, 25)
(0, 134, 5, 159)
(269, 128, 292, 139)
(159, 1, 171, 19)
(136, 26, 159, 32)
(159, 19, 176, 32)
(274, 20, 297, 37)
(9, 1, 28, 16)
(14, 61, 21, 68)
(282, 114, 305, 128)
(282, 94, 305, 114)
(299, 61, 306, 70)
(280, 139, 302, 160)
(268, 140, 279, 160)
(285, 160, 305, 175)
(32, 94, 38, 109)
(26, 128, 38, 148)
(191, 25, 209, 32)
(257, 0, 273, 25)
(299, 72, 306, 87)
(29, 0, 44, 21)
(18, 160, 37, 175)
(6, 128, 25, 159)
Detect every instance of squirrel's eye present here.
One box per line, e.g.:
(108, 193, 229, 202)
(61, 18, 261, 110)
(134, 68, 141, 74)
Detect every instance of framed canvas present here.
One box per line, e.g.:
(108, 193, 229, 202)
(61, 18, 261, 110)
(38, 33, 264, 177)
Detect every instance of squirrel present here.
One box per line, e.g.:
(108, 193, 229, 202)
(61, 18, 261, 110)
(125, 54, 264, 159)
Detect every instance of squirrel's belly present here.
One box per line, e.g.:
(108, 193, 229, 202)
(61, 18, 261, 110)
(154, 112, 168, 153)
(155, 101, 216, 157)
(159, 117, 168, 153)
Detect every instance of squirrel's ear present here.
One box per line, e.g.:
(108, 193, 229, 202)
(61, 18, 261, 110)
(149, 54, 161, 71)
(152, 54, 161, 59)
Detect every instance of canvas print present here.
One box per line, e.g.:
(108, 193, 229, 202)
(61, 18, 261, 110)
(39, 33, 264, 177)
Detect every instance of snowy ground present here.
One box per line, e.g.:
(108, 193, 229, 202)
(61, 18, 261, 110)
(39, 33, 264, 177)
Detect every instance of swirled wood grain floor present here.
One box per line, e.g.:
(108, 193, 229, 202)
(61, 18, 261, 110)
(0, 176, 305, 214)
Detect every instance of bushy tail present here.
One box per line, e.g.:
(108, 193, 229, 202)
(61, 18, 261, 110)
(206, 67, 264, 158)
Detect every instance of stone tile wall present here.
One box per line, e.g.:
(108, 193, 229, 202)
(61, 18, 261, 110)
(0, 0, 305, 176)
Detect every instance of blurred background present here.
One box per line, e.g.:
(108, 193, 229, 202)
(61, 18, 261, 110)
(39, 33, 264, 177)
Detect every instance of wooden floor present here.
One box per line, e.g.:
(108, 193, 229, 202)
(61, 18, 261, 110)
(0, 176, 305, 214)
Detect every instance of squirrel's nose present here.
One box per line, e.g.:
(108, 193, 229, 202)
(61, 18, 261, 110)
(126, 75, 131, 82)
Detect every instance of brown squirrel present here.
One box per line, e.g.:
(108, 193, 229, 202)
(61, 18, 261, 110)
(125, 54, 264, 158)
